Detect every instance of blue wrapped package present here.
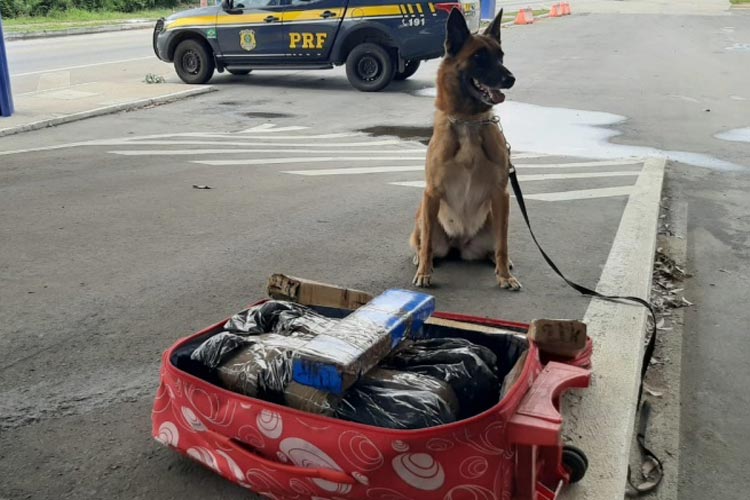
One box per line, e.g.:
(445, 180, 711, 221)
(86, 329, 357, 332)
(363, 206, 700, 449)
(291, 289, 435, 395)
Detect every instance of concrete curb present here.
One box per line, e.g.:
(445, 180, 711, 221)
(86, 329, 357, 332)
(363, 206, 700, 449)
(560, 158, 666, 499)
(0, 86, 216, 138)
(629, 175, 686, 500)
(5, 21, 153, 41)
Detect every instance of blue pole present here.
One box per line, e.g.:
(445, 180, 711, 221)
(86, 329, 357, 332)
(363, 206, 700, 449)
(0, 12, 15, 118)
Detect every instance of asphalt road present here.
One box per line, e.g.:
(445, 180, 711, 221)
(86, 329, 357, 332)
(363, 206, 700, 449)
(1, 5, 749, 500)
(6, 29, 153, 77)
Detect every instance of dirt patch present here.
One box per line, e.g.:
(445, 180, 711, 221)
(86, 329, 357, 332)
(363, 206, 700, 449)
(359, 125, 433, 145)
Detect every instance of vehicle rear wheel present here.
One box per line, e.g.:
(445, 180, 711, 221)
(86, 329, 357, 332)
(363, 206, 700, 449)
(227, 69, 252, 76)
(394, 60, 421, 81)
(345, 43, 395, 92)
(173, 39, 215, 84)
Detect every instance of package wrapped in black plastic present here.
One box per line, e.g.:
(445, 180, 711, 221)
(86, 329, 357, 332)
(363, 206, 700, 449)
(224, 300, 336, 337)
(334, 369, 459, 429)
(384, 337, 500, 418)
(191, 333, 310, 401)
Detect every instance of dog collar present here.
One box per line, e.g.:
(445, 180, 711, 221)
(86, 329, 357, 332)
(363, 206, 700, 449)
(447, 114, 502, 129)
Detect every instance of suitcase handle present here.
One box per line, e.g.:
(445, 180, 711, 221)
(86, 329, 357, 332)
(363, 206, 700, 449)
(208, 430, 356, 485)
(507, 362, 590, 446)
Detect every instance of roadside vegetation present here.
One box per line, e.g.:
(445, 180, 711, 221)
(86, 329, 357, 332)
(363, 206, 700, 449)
(1, 0, 185, 19)
(1, 2, 192, 34)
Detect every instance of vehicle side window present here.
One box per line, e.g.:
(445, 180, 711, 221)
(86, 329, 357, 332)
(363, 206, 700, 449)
(288, 0, 321, 5)
(235, 0, 281, 8)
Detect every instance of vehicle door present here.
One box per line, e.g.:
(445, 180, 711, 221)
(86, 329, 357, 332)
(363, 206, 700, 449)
(282, 0, 347, 60)
(217, 0, 288, 60)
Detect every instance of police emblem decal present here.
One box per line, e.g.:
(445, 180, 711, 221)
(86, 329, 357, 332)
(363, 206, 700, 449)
(240, 29, 257, 51)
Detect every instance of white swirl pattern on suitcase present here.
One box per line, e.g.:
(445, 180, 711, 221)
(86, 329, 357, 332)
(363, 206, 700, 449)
(185, 384, 236, 427)
(444, 485, 497, 500)
(426, 438, 454, 452)
(352, 471, 369, 485)
(186, 447, 219, 470)
(338, 431, 384, 471)
(289, 477, 316, 496)
(279, 437, 351, 494)
(155, 421, 179, 447)
(236, 424, 265, 449)
(392, 453, 445, 491)
(391, 440, 409, 453)
(180, 406, 207, 432)
(245, 468, 286, 492)
(459, 456, 488, 479)
(256, 409, 283, 439)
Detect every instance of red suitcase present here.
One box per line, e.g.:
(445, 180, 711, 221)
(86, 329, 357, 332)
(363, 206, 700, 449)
(152, 303, 592, 500)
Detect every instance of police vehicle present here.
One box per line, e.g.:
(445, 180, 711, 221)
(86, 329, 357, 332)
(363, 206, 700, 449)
(153, 0, 479, 91)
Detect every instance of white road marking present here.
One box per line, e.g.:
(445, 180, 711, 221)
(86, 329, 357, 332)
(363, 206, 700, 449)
(239, 124, 309, 133)
(513, 159, 643, 168)
(124, 139, 405, 148)
(523, 186, 633, 201)
(168, 132, 363, 140)
(110, 149, 428, 156)
(390, 172, 639, 188)
(286, 166, 424, 175)
(515, 171, 640, 181)
(564, 158, 666, 498)
(284, 163, 643, 176)
(12, 56, 153, 78)
(195, 156, 427, 166)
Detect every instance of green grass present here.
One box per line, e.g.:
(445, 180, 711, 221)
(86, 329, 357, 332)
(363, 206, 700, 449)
(730, 0, 750, 5)
(3, 7, 187, 33)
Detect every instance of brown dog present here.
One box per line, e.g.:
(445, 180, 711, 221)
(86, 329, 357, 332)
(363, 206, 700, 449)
(410, 8, 521, 290)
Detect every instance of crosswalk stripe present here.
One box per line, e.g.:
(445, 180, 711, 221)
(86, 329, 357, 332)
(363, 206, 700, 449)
(194, 156, 427, 166)
(121, 139, 405, 148)
(238, 124, 311, 133)
(161, 132, 363, 140)
(284, 163, 644, 176)
(523, 186, 634, 201)
(390, 171, 639, 188)
(508, 171, 640, 181)
(110, 149, 428, 156)
(512, 160, 643, 168)
(285, 166, 424, 175)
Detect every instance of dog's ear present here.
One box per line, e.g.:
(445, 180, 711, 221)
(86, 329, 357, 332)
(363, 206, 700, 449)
(483, 8, 503, 42)
(445, 8, 471, 57)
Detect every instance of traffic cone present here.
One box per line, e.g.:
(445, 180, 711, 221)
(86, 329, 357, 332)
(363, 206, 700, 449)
(550, 3, 562, 17)
(514, 7, 534, 25)
(561, 2, 572, 15)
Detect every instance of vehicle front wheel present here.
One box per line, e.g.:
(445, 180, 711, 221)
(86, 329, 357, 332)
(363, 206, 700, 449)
(345, 43, 395, 92)
(227, 69, 252, 76)
(173, 39, 215, 84)
(394, 60, 421, 81)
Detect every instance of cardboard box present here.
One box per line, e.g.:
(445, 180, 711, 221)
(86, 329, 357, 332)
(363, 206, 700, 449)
(291, 289, 435, 395)
(267, 274, 373, 310)
(527, 318, 587, 357)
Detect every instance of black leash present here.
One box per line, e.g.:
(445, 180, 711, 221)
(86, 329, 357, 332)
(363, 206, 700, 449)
(508, 161, 663, 494)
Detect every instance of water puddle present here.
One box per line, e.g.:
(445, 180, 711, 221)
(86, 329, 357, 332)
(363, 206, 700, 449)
(409, 88, 745, 170)
(715, 128, 750, 143)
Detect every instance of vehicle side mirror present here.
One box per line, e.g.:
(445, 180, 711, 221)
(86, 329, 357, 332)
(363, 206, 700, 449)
(221, 0, 233, 10)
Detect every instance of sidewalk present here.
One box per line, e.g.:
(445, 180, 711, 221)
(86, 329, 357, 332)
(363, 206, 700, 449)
(1, 48, 213, 137)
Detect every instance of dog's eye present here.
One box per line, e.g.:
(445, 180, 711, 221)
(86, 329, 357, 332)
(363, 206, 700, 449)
(473, 50, 488, 65)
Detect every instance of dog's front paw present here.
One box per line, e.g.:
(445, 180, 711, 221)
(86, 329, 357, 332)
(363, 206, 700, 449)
(413, 271, 432, 288)
(497, 274, 522, 291)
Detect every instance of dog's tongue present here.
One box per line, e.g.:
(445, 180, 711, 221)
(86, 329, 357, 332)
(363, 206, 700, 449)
(490, 89, 505, 104)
